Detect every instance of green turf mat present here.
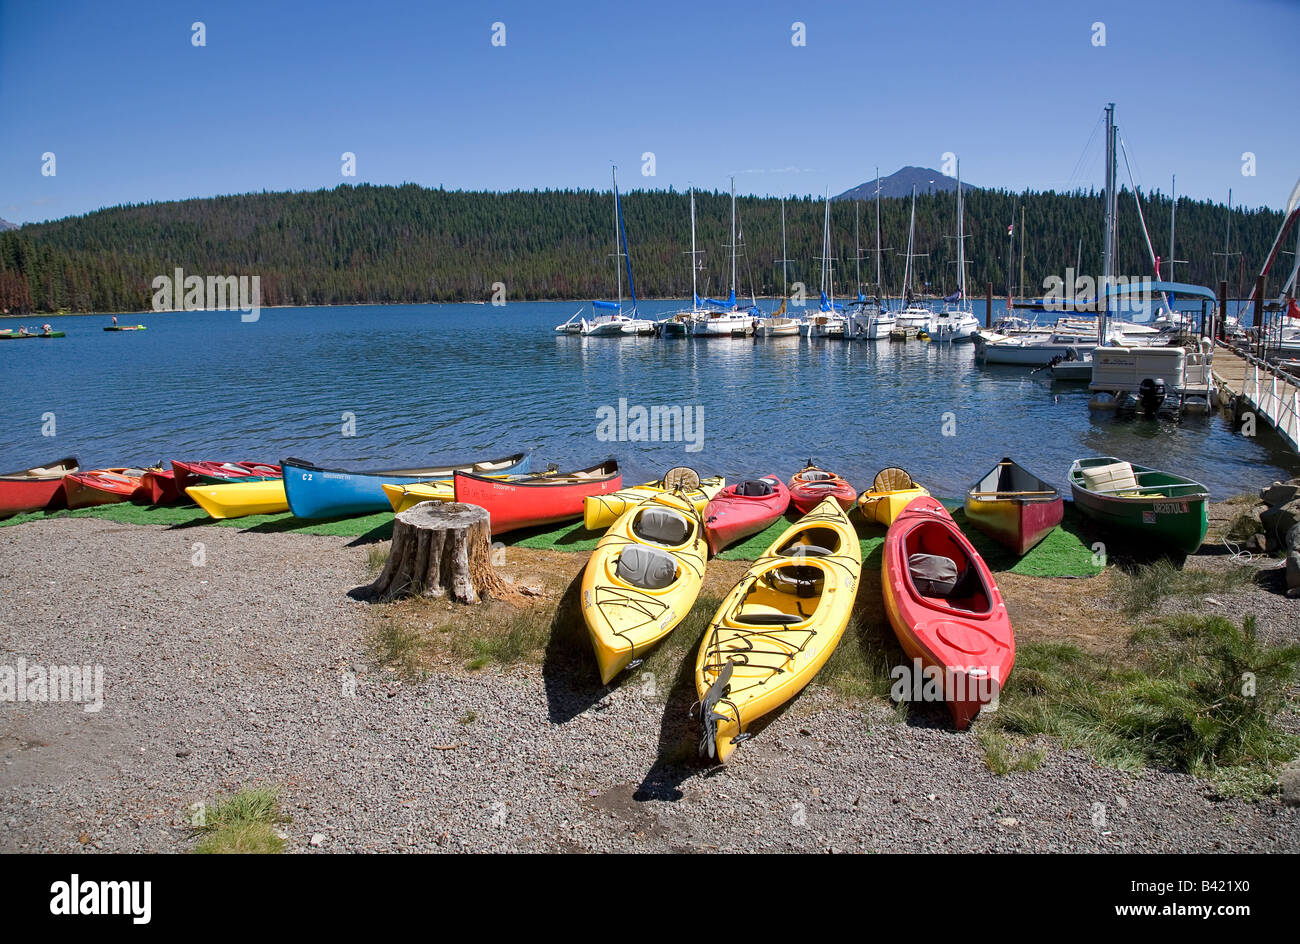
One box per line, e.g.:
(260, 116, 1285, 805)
(1, 502, 393, 539)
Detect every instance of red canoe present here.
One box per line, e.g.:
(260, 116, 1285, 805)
(140, 467, 183, 504)
(963, 457, 1064, 556)
(0, 457, 79, 517)
(172, 460, 282, 491)
(63, 468, 149, 508)
(788, 462, 856, 514)
(452, 460, 622, 535)
(702, 475, 791, 554)
(881, 496, 1015, 729)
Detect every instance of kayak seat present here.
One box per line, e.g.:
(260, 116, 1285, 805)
(616, 545, 678, 590)
(633, 507, 691, 546)
(874, 467, 914, 491)
(767, 564, 824, 597)
(909, 552, 959, 596)
(799, 470, 832, 482)
(736, 479, 775, 497)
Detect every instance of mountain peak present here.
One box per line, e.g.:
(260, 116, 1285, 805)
(0, 217, 17, 231)
(834, 166, 977, 202)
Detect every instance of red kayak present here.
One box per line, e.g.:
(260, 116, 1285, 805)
(140, 467, 183, 504)
(0, 457, 79, 517)
(452, 460, 622, 535)
(881, 496, 1014, 729)
(63, 468, 149, 508)
(788, 462, 856, 514)
(172, 460, 281, 491)
(702, 475, 790, 554)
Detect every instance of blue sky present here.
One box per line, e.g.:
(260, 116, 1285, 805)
(2, 0, 1297, 224)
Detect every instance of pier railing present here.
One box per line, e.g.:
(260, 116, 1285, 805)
(1215, 342, 1300, 452)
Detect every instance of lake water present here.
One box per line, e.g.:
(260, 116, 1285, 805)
(3, 301, 1297, 500)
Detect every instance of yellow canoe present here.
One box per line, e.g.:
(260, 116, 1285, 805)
(382, 480, 454, 512)
(186, 480, 288, 519)
(583, 474, 725, 532)
(694, 498, 863, 762)
(856, 467, 929, 526)
(582, 492, 707, 685)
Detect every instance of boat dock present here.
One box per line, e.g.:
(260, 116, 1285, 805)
(1214, 341, 1300, 452)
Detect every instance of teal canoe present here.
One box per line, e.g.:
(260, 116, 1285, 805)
(1068, 456, 1209, 555)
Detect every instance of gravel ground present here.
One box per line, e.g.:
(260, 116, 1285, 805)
(1, 517, 1297, 854)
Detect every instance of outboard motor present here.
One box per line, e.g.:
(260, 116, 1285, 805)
(1137, 377, 1166, 417)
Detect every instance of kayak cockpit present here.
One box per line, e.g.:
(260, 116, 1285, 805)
(904, 522, 993, 616)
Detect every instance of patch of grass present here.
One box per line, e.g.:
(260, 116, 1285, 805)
(821, 615, 901, 701)
(1112, 559, 1257, 617)
(993, 615, 1300, 784)
(457, 607, 551, 670)
(1210, 766, 1281, 802)
(635, 595, 720, 699)
(370, 617, 429, 682)
(191, 786, 286, 854)
(365, 544, 389, 576)
(978, 728, 1047, 775)
(457, 710, 477, 725)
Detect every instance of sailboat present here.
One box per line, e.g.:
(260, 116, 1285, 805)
(927, 161, 980, 341)
(847, 168, 896, 340)
(692, 177, 760, 337)
(660, 187, 712, 337)
(807, 189, 847, 339)
(578, 165, 656, 337)
(893, 186, 932, 337)
(756, 196, 802, 337)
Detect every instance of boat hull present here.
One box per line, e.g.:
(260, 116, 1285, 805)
(703, 475, 790, 554)
(187, 480, 289, 519)
(882, 496, 1014, 729)
(857, 485, 930, 526)
(0, 457, 78, 517)
(964, 457, 1064, 556)
(172, 460, 282, 492)
(583, 476, 725, 531)
(282, 451, 530, 519)
(453, 461, 622, 535)
(788, 467, 855, 514)
(63, 469, 147, 508)
(1068, 457, 1209, 555)
(139, 468, 183, 504)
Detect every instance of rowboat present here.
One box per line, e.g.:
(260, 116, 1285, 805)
(583, 468, 725, 531)
(1068, 457, 1209, 555)
(787, 462, 855, 514)
(281, 451, 531, 519)
(63, 468, 148, 508)
(139, 467, 183, 504)
(171, 460, 282, 492)
(583, 492, 707, 684)
(702, 475, 790, 555)
(857, 467, 930, 526)
(695, 499, 863, 761)
(186, 480, 289, 519)
(882, 496, 1014, 729)
(964, 457, 1064, 555)
(453, 461, 622, 535)
(0, 457, 78, 517)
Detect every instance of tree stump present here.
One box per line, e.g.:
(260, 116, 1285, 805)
(365, 502, 511, 604)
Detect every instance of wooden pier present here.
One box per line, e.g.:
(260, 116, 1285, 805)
(1213, 341, 1300, 452)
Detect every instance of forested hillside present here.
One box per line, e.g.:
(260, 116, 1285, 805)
(0, 182, 1282, 313)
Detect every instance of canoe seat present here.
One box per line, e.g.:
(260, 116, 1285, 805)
(736, 478, 775, 497)
(1082, 461, 1138, 493)
(874, 467, 914, 491)
(616, 545, 678, 590)
(633, 507, 691, 546)
(909, 553, 959, 596)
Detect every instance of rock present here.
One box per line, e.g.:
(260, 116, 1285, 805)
(998, 817, 1019, 827)
(1261, 499, 1300, 547)
(1245, 533, 1268, 554)
(1286, 551, 1300, 594)
(309, 833, 326, 847)
(1281, 766, 1300, 807)
(1288, 522, 1300, 553)
(1260, 478, 1300, 508)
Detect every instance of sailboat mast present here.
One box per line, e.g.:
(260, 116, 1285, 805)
(730, 175, 737, 303)
(956, 159, 966, 301)
(1224, 188, 1232, 285)
(904, 187, 916, 303)
(690, 187, 698, 305)
(875, 167, 883, 299)
(854, 201, 862, 297)
(613, 165, 622, 312)
(1169, 173, 1176, 282)
(1101, 103, 1117, 340)
(780, 196, 788, 299)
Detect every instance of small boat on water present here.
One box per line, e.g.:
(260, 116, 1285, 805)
(583, 468, 725, 531)
(103, 325, 146, 332)
(964, 457, 1064, 555)
(63, 468, 148, 508)
(583, 491, 707, 684)
(187, 480, 289, 519)
(171, 460, 282, 492)
(702, 475, 790, 554)
(453, 460, 622, 535)
(857, 467, 929, 526)
(695, 499, 863, 761)
(0, 457, 78, 517)
(0, 327, 64, 340)
(788, 462, 855, 514)
(282, 451, 531, 519)
(882, 496, 1014, 729)
(1068, 457, 1209, 555)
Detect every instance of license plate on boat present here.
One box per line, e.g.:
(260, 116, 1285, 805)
(1152, 501, 1188, 515)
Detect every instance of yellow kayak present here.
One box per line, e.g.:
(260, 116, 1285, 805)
(856, 466, 929, 526)
(382, 480, 454, 512)
(186, 480, 288, 519)
(583, 470, 725, 532)
(694, 498, 862, 762)
(582, 492, 707, 685)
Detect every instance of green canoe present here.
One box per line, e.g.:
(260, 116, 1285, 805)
(0, 330, 65, 339)
(1068, 456, 1209, 555)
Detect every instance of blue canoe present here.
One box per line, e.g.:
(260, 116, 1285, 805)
(281, 451, 531, 519)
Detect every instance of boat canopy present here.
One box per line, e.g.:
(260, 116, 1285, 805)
(1103, 280, 1218, 302)
(593, 299, 621, 310)
(703, 290, 736, 309)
